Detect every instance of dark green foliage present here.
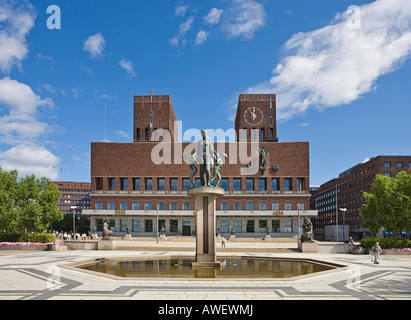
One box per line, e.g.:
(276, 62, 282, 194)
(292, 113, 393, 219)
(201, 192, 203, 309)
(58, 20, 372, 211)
(360, 170, 411, 238)
(360, 238, 411, 249)
(0, 167, 63, 233)
(0, 232, 56, 243)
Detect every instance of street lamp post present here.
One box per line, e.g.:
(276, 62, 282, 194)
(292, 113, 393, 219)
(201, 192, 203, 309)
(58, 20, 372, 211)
(339, 208, 347, 242)
(297, 206, 301, 248)
(156, 204, 159, 244)
(335, 185, 338, 242)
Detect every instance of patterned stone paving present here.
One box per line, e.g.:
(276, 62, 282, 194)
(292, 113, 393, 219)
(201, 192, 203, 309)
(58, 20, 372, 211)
(0, 250, 410, 301)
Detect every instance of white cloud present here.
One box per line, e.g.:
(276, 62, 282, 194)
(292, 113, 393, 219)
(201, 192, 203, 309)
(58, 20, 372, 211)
(169, 16, 194, 47)
(175, 4, 189, 17)
(81, 65, 94, 75)
(0, 2, 61, 180)
(0, 1, 36, 73)
(194, 30, 208, 46)
(115, 129, 130, 139)
(241, 0, 411, 121)
(83, 33, 106, 58)
(118, 59, 136, 76)
(0, 77, 53, 144)
(0, 144, 61, 179)
(204, 8, 223, 25)
(224, 0, 266, 39)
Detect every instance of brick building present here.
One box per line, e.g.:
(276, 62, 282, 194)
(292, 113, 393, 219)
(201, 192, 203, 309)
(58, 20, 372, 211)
(312, 156, 411, 241)
(52, 181, 91, 215)
(83, 93, 318, 237)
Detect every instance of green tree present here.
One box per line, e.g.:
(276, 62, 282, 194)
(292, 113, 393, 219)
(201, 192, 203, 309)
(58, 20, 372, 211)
(0, 169, 20, 232)
(361, 170, 411, 238)
(0, 167, 62, 233)
(51, 214, 90, 234)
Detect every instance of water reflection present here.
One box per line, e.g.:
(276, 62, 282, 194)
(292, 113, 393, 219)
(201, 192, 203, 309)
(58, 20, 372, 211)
(80, 257, 334, 279)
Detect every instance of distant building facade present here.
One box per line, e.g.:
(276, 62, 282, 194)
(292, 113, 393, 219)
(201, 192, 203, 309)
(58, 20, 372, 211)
(83, 93, 318, 237)
(52, 181, 91, 215)
(312, 156, 411, 241)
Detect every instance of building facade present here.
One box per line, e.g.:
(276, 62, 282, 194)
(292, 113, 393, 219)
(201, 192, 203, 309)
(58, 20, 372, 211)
(312, 156, 411, 241)
(83, 93, 318, 238)
(52, 181, 91, 215)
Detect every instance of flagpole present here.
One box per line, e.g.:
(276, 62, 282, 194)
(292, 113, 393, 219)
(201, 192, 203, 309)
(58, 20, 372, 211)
(104, 103, 107, 142)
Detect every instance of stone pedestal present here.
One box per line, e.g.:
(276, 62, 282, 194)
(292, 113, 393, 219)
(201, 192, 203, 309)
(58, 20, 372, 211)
(124, 234, 132, 239)
(188, 186, 225, 267)
(299, 240, 318, 253)
(265, 234, 271, 239)
(98, 239, 116, 250)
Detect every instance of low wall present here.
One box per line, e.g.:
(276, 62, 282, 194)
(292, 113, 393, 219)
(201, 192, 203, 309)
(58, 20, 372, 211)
(382, 249, 411, 255)
(0, 245, 46, 251)
(317, 242, 352, 254)
(0, 243, 67, 251)
(64, 241, 98, 250)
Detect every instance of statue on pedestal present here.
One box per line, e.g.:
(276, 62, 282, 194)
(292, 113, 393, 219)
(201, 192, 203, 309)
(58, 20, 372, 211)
(102, 218, 113, 239)
(195, 130, 217, 187)
(301, 217, 313, 242)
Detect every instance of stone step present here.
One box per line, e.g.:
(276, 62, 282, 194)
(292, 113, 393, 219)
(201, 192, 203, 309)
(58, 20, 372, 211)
(114, 246, 299, 253)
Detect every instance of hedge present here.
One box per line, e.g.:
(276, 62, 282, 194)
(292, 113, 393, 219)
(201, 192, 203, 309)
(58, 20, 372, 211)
(360, 238, 411, 249)
(0, 233, 56, 244)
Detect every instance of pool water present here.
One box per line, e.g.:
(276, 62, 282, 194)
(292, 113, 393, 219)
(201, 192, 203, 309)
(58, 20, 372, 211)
(79, 256, 335, 279)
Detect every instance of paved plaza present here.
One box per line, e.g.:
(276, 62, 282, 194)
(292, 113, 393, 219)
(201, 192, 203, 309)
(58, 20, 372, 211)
(0, 241, 410, 301)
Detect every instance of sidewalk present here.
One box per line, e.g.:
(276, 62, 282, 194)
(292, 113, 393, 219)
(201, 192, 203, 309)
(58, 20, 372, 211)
(1, 241, 410, 300)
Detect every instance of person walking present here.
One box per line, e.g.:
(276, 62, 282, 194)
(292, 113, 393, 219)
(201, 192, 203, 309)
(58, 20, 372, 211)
(221, 236, 226, 248)
(371, 242, 382, 264)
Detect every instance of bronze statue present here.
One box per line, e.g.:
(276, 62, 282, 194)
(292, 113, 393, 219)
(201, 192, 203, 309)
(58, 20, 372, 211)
(195, 130, 217, 187)
(184, 152, 198, 187)
(102, 218, 113, 239)
(259, 147, 269, 174)
(301, 217, 313, 242)
(210, 153, 228, 187)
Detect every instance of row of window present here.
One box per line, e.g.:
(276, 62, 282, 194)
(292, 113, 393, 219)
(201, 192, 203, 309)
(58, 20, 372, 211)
(60, 194, 90, 199)
(59, 188, 90, 193)
(384, 161, 411, 168)
(58, 206, 91, 210)
(97, 218, 302, 233)
(239, 127, 275, 141)
(136, 128, 170, 141)
(97, 177, 306, 192)
(95, 202, 305, 211)
(59, 200, 90, 205)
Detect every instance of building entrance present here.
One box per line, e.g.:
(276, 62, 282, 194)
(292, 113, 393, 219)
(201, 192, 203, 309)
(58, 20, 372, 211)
(182, 226, 191, 236)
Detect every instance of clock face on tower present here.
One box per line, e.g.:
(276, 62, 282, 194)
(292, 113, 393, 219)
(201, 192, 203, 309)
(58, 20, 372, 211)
(244, 107, 263, 125)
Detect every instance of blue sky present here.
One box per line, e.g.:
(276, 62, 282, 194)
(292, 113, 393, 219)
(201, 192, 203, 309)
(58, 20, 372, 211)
(0, 0, 411, 187)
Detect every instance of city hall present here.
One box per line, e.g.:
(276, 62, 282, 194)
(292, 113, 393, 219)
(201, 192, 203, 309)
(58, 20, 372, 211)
(83, 93, 318, 238)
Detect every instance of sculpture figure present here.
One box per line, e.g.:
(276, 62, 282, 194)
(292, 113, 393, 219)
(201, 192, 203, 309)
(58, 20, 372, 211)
(210, 153, 228, 187)
(195, 130, 217, 186)
(230, 225, 235, 236)
(259, 147, 269, 174)
(102, 218, 113, 239)
(301, 217, 313, 242)
(184, 152, 198, 187)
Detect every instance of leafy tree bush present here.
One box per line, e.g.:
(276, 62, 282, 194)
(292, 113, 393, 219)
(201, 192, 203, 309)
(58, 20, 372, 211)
(360, 170, 411, 238)
(0, 167, 63, 233)
(0, 233, 56, 243)
(360, 238, 411, 249)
